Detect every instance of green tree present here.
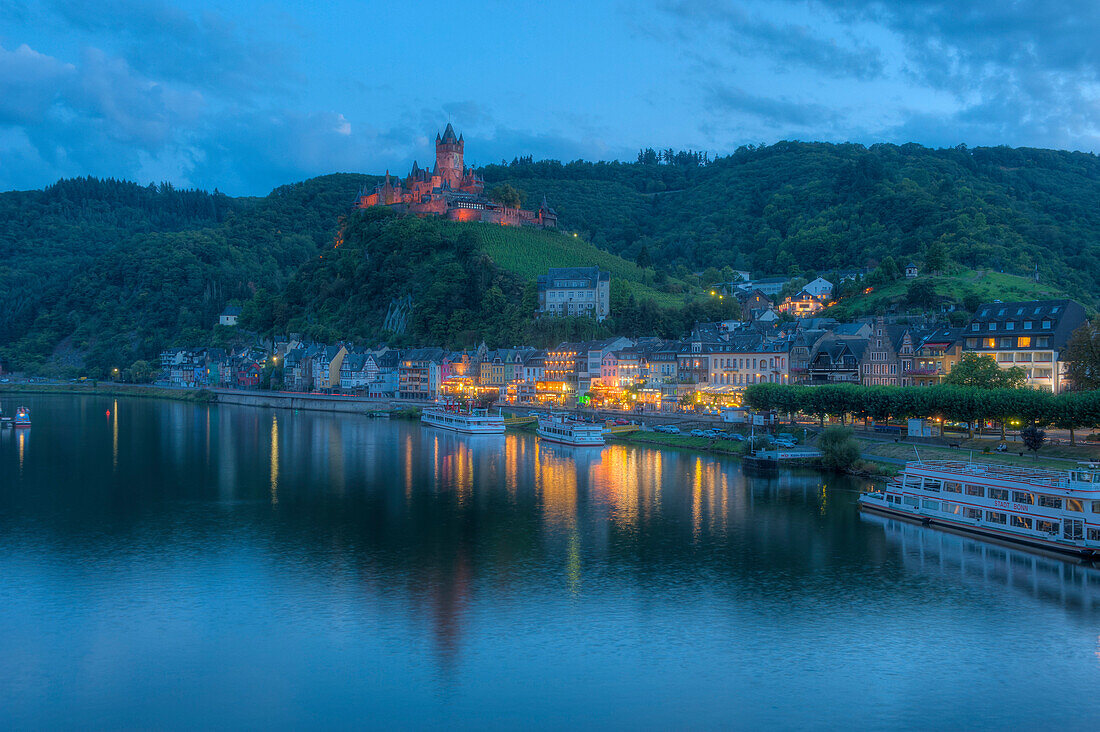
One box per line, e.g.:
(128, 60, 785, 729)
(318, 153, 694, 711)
(819, 426, 861, 471)
(924, 240, 949, 273)
(128, 360, 155, 384)
(1064, 322, 1100, 391)
(487, 183, 525, 208)
(906, 279, 936, 309)
(944, 353, 1026, 389)
(1020, 424, 1046, 459)
(635, 245, 651, 269)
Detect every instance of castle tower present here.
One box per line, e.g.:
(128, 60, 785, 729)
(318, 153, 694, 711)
(435, 123, 464, 190)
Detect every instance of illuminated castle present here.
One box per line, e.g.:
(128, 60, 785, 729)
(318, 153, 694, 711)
(354, 124, 557, 228)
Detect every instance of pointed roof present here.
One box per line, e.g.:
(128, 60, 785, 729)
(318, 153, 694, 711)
(440, 123, 459, 144)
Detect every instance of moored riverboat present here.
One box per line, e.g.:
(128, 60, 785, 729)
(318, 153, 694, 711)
(536, 413, 605, 447)
(420, 403, 505, 434)
(860, 459, 1100, 558)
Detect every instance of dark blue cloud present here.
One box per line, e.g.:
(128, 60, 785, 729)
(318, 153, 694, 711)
(0, 0, 1097, 195)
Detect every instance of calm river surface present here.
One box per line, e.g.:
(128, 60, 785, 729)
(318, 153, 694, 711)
(2, 395, 1100, 729)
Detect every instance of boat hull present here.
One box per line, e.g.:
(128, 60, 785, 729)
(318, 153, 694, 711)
(860, 499, 1098, 560)
(535, 428, 604, 447)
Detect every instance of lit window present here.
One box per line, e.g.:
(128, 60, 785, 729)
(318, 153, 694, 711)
(1017, 336, 1031, 347)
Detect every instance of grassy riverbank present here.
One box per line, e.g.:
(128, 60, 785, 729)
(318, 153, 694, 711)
(855, 437, 1095, 471)
(0, 382, 216, 403)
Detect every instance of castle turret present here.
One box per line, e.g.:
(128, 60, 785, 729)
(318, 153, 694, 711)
(435, 123, 464, 190)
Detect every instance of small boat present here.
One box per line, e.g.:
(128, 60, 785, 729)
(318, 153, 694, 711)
(420, 402, 505, 434)
(536, 413, 604, 447)
(860, 459, 1100, 558)
(13, 406, 30, 428)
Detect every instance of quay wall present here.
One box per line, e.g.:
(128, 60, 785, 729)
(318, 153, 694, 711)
(210, 389, 432, 414)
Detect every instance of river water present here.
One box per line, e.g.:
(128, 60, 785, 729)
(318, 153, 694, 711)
(2, 395, 1100, 729)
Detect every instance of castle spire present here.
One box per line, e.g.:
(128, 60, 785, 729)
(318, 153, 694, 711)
(441, 123, 458, 144)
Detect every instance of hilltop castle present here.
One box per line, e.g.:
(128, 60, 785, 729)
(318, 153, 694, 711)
(353, 124, 557, 228)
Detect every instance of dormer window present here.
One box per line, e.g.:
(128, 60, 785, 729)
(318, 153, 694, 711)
(1042, 320, 1052, 329)
(1024, 321, 1033, 330)
(989, 323, 996, 331)
(1006, 322, 1014, 330)
(971, 323, 980, 331)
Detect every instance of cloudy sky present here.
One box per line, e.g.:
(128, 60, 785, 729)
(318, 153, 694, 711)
(1, 0, 1098, 195)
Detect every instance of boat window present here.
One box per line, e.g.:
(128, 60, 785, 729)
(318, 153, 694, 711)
(903, 496, 920, 507)
(922, 499, 939, 511)
(1067, 499, 1084, 512)
(965, 485, 984, 497)
(985, 511, 1007, 524)
(1064, 520, 1084, 541)
(942, 502, 960, 515)
(943, 482, 962, 493)
(1038, 495, 1062, 509)
(1092, 501, 1100, 514)
(1012, 491, 1034, 505)
(1035, 519, 1058, 534)
(1089, 528, 1100, 542)
(988, 488, 1009, 501)
(964, 507, 982, 520)
(1010, 515, 1033, 530)
(922, 479, 941, 492)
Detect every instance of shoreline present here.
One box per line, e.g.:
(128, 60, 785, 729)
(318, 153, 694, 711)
(3, 383, 896, 478)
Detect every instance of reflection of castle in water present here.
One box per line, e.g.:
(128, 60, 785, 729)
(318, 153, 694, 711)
(864, 513, 1100, 612)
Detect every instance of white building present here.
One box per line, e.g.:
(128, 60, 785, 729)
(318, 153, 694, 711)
(803, 277, 834, 299)
(536, 267, 611, 321)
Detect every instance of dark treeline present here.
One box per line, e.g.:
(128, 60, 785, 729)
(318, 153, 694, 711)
(744, 382, 1100, 438)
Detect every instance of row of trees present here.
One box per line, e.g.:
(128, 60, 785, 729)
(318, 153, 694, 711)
(743, 382, 1100, 443)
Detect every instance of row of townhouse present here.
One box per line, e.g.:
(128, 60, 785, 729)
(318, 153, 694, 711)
(795, 299, 1088, 392)
(158, 347, 267, 388)
(160, 297, 1088, 401)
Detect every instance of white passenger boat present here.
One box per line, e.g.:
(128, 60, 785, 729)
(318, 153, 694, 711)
(860, 459, 1100, 558)
(536, 413, 604, 447)
(420, 403, 505, 434)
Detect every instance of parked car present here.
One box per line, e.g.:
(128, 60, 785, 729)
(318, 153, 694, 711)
(776, 433, 798, 444)
(614, 418, 629, 425)
(690, 429, 706, 437)
(702, 429, 719, 438)
(728, 433, 746, 442)
(528, 411, 541, 417)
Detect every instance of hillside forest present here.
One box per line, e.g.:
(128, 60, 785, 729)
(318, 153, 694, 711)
(1, 141, 1098, 377)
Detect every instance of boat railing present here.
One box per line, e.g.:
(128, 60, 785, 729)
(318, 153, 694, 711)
(909, 459, 1068, 489)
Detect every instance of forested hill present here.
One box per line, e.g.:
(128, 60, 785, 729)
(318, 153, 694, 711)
(0, 173, 374, 372)
(483, 142, 1100, 303)
(2, 141, 1099, 377)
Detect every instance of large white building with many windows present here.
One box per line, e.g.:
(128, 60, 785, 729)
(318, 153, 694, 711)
(536, 267, 611, 321)
(963, 299, 1086, 392)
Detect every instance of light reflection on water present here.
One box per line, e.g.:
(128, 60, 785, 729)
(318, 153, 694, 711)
(1, 394, 1100, 729)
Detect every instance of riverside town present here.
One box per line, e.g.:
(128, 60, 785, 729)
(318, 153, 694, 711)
(5, 6, 1100, 727)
